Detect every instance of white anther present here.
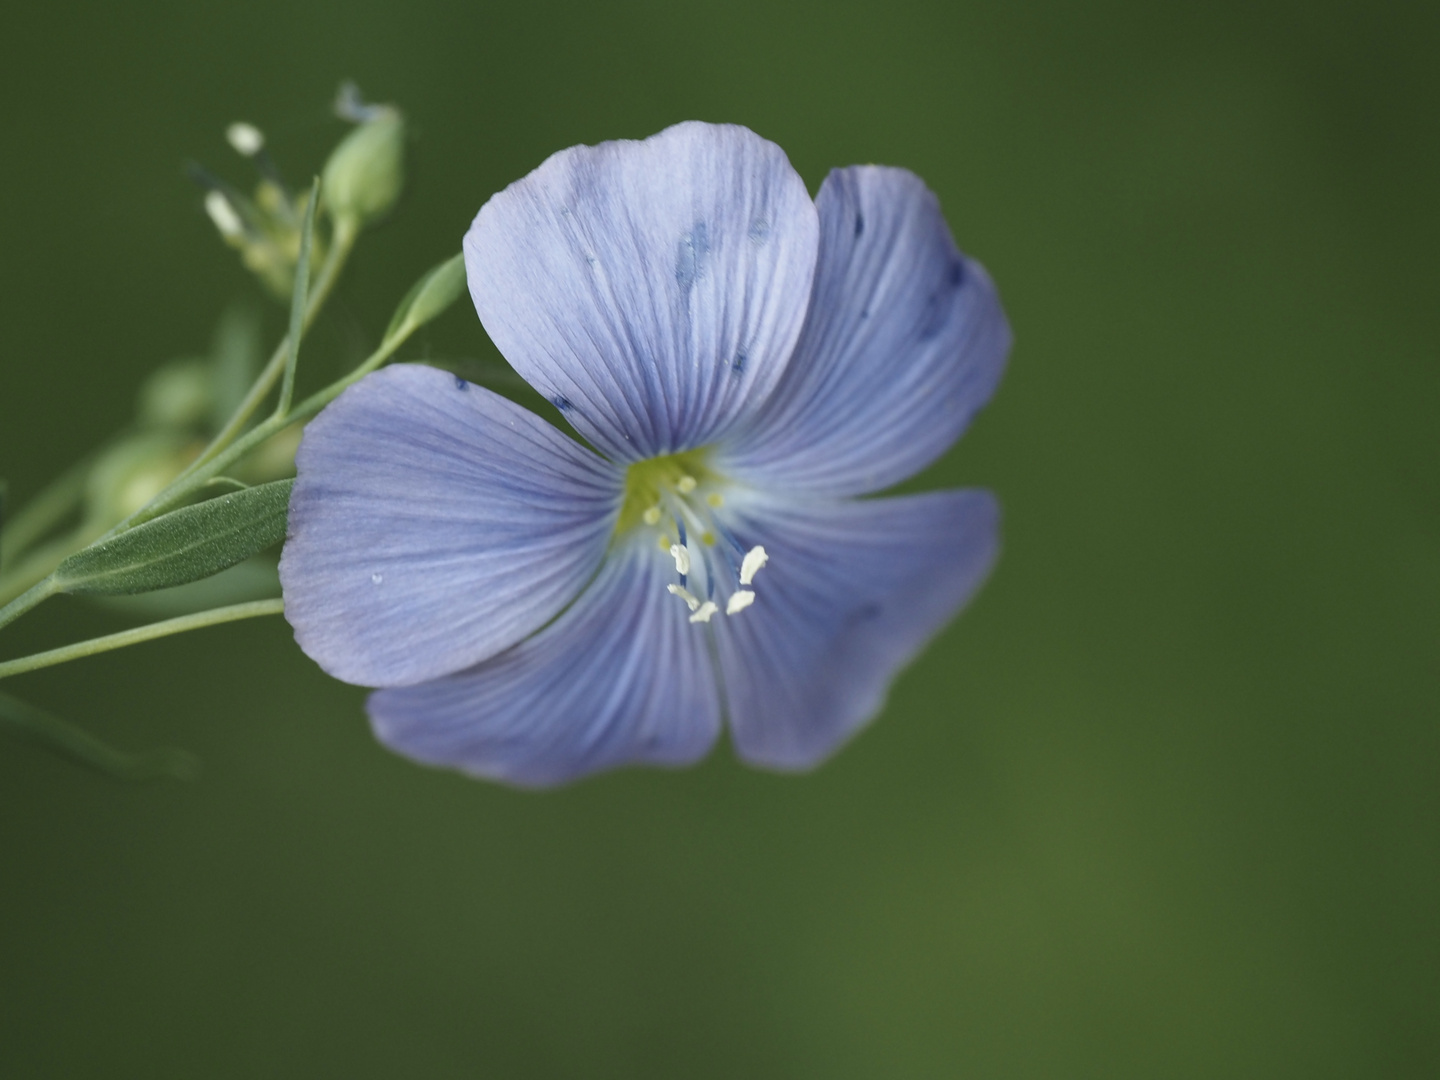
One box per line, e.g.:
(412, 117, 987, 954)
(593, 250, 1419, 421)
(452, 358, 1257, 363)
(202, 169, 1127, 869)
(667, 584, 700, 612)
(226, 122, 265, 157)
(689, 601, 719, 623)
(642, 505, 662, 526)
(739, 545, 768, 586)
(726, 590, 756, 615)
(204, 191, 245, 239)
(669, 543, 691, 576)
(676, 475, 698, 494)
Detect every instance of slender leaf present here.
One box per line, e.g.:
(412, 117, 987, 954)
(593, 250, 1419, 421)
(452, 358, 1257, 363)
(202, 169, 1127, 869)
(278, 179, 320, 415)
(54, 479, 293, 596)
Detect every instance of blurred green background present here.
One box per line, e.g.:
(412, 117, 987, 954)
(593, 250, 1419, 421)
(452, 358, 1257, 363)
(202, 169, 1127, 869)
(1, 0, 1436, 1075)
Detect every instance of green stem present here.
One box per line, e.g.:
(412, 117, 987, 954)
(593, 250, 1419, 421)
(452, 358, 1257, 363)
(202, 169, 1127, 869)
(197, 214, 358, 467)
(99, 317, 421, 529)
(0, 576, 62, 634)
(0, 598, 285, 681)
(111, 215, 360, 539)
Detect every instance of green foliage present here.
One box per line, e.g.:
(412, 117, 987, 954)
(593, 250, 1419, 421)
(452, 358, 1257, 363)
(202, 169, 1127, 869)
(54, 480, 293, 596)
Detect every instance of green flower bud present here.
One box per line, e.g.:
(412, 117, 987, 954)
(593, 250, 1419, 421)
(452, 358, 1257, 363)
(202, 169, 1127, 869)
(86, 433, 196, 523)
(138, 359, 213, 430)
(322, 106, 405, 227)
(384, 254, 467, 345)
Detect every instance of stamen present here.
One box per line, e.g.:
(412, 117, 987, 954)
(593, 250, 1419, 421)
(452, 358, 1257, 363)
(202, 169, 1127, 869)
(706, 493, 724, 508)
(669, 543, 691, 576)
(667, 584, 701, 612)
(739, 545, 768, 586)
(689, 601, 719, 623)
(726, 590, 755, 615)
(642, 505, 662, 526)
(677, 475, 698, 494)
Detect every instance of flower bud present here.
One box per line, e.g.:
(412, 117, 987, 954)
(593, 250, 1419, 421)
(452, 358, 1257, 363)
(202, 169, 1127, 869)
(86, 433, 196, 523)
(322, 105, 405, 228)
(384, 254, 466, 344)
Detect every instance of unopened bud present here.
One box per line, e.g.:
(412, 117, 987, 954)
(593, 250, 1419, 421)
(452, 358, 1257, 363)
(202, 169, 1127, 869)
(226, 122, 265, 157)
(384, 254, 466, 344)
(204, 191, 245, 240)
(322, 96, 404, 227)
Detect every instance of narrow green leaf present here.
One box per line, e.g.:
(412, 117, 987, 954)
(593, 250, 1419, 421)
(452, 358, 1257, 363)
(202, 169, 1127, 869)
(278, 179, 321, 415)
(54, 479, 293, 596)
(0, 691, 198, 782)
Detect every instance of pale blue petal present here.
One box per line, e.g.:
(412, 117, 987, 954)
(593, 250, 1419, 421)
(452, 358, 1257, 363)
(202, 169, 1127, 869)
(716, 167, 1010, 496)
(711, 490, 999, 770)
(464, 121, 819, 462)
(280, 364, 622, 687)
(367, 538, 721, 788)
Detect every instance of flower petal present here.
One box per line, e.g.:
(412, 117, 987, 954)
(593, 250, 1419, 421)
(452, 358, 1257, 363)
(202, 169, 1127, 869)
(279, 364, 621, 687)
(464, 122, 819, 462)
(717, 167, 1011, 496)
(367, 538, 721, 788)
(710, 490, 999, 770)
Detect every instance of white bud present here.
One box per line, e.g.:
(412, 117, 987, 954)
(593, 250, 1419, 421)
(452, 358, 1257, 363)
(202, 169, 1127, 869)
(204, 191, 244, 239)
(226, 122, 265, 157)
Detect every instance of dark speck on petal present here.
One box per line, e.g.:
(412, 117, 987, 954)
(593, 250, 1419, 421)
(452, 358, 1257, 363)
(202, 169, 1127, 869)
(949, 259, 965, 287)
(550, 394, 574, 412)
(749, 218, 770, 244)
(455, 376, 469, 391)
(732, 349, 747, 374)
(675, 222, 710, 290)
(854, 213, 864, 237)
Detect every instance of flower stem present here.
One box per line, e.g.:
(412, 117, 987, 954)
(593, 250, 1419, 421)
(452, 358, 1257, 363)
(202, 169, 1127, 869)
(0, 576, 62, 634)
(111, 214, 360, 539)
(196, 214, 358, 468)
(0, 598, 285, 681)
(95, 315, 423, 530)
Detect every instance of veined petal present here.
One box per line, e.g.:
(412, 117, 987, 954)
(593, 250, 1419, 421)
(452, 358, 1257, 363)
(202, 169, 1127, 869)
(717, 167, 1010, 496)
(464, 122, 819, 462)
(711, 490, 999, 770)
(368, 538, 721, 788)
(280, 364, 621, 687)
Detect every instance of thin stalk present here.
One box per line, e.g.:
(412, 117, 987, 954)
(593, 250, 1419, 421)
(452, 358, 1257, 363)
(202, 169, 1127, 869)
(101, 317, 422, 527)
(0, 598, 284, 681)
(110, 214, 360, 542)
(277, 181, 321, 417)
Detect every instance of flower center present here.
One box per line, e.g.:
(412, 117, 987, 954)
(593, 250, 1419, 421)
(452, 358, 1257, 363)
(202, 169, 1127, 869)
(617, 449, 768, 625)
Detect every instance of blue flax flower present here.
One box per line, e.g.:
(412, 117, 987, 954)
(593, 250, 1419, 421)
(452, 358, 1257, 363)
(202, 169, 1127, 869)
(279, 122, 1010, 787)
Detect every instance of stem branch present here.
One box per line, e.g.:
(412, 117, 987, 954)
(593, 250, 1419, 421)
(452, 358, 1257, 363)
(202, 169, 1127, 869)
(0, 598, 285, 681)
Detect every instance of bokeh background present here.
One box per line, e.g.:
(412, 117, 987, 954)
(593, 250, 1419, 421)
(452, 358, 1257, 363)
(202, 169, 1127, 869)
(1, 0, 1436, 1076)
